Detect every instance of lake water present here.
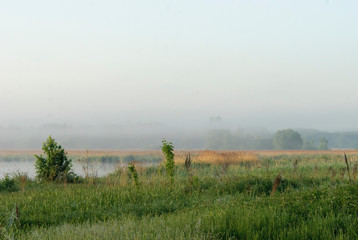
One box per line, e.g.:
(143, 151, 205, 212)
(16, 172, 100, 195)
(0, 161, 120, 179)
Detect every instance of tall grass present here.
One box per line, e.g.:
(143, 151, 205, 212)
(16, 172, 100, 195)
(1, 151, 358, 239)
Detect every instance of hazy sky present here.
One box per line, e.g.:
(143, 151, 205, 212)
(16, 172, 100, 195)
(1, 0, 358, 130)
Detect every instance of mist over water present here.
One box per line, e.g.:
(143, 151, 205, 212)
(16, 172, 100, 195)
(0, 121, 357, 150)
(1, 1, 358, 149)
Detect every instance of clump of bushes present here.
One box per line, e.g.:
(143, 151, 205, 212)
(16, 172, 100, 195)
(0, 175, 18, 192)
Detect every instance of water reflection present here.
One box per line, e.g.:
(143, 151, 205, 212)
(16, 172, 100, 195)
(0, 152, 163, 179)
(0, 160, 119, 179)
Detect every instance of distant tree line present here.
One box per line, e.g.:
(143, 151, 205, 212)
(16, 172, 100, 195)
(206, 128, 330, 150)
(2, 125, 358, 150)
(206, 129, 273, 150)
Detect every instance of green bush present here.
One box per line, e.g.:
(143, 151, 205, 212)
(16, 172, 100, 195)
(34, 136, 77, 182)
(161, 139, 175, 183)
(0, 174, 18, 192)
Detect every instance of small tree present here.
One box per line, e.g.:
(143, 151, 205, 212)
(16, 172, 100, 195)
(35, 136, 74, 182)
(161, 139, 175, 183)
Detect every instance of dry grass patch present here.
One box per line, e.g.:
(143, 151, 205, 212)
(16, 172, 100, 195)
(195, 150, 258, 165)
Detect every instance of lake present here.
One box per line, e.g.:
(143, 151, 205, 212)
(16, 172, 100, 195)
(0, 160, 120, 179)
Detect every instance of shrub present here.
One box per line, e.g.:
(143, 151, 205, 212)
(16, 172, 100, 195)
(34, 136, 77, 182)
(0, 175, 18, 192)
(128, 162, 139, 187)
(161, 139, 175, 183)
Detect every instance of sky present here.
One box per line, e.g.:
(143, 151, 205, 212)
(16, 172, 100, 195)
(1, 0, 358, 131)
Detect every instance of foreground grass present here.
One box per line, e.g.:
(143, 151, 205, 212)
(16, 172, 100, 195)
(19, 184, 358, 240)
(1, 152, 358, 239)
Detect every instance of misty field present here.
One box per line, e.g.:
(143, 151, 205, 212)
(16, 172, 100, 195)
(1, 150, 358, 239)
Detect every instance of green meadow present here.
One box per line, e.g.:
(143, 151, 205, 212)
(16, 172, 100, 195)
(1, 151, 358, 239)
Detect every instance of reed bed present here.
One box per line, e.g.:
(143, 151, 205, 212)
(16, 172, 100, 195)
(174, 150, 258, 165)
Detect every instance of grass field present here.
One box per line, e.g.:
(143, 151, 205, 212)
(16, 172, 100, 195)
(1, 150, 358, 239)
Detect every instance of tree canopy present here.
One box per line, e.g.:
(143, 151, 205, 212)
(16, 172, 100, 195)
(273, 129, 303, 150)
